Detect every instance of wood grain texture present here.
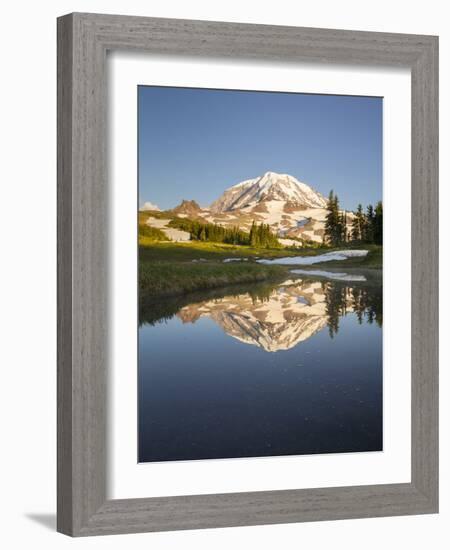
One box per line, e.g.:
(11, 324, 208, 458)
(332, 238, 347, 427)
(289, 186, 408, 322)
(57, 12, 439, 536)
(410, 36, 439, 507)
(57, 13, 74, 535)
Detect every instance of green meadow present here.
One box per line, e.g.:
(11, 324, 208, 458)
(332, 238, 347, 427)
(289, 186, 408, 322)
(139, 239, 382, 299)
(138, 207, 382, 298)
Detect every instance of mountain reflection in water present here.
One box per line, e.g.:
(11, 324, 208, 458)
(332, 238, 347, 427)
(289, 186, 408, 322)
(139, 273, 383, 462)
(140, 276, 382, 353)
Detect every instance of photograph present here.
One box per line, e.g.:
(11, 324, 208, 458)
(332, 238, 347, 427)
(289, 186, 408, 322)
(138, 85, 383, 463)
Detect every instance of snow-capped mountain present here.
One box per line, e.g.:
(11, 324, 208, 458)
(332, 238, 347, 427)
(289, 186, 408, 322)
(141, 172, 353, 244)
(210, 171, 327, 213)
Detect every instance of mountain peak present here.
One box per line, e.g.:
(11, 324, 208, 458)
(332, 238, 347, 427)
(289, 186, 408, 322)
(211, 172, 327, 212)
(171, 199, 202, 215)
(262, 170, 282, 178)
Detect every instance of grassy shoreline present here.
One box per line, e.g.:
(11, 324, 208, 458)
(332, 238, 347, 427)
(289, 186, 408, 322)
(139, 241, 382, 299)
(139, 260, 289, 298)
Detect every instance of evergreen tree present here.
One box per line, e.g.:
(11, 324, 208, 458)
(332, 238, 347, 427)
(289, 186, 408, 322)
(373, 201, 383, 245)
(324, 190, 335, 245)
(257, 222, 265, 246)
(363, 204, 375, 243)
(325, 190, 345, 246)
(340, 210, 348, 243)
(351, 204, 365, 241)
(249, 221, 257, 247)
(247, 221, 280, 248)
(169, 217, 252, 245)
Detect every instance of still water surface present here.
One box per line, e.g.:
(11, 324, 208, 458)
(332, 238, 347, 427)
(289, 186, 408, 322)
(139, 274, 382, 462)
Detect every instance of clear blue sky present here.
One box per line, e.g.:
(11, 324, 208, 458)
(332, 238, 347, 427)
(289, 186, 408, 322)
(138, 86, 382, 211)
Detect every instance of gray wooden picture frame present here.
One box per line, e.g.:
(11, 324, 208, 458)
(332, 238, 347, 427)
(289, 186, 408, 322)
(57, 12, 438, 537)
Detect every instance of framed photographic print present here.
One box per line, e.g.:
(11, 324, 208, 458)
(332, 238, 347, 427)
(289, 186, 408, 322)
(57, 13, 438, 536)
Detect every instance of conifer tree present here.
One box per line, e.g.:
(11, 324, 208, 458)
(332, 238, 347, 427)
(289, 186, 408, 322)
(324, 191, 335, 245)
(249, 221, 257, 247)
(364, 204, 375, 243)
(351, 204, 365, 241)
(325, 190, 345, 246)
(373, 201, 383, 245)
(341, 210, 348, 243)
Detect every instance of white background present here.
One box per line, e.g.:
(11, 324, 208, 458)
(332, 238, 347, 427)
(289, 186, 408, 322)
(0, 1, 447, 549)
(109, 54, 411, 498)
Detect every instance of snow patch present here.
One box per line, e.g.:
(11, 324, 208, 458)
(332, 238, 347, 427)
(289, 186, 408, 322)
(257, 250, 368, 265)
(290, 269, 367, 282)
(295, 208, 329, 221)
(261, 200, 287, 224)
(163, 228, 190, 241)
(146, 217, 171, 229)
(279, 238, 302, 247)
(146, 216, 190, 241)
